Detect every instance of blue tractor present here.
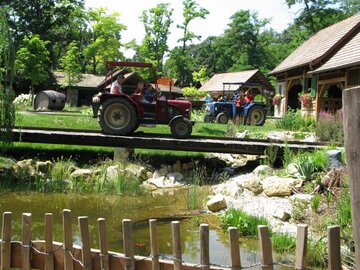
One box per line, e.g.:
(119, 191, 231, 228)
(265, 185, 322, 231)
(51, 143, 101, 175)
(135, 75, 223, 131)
(204, 82, 268, 125)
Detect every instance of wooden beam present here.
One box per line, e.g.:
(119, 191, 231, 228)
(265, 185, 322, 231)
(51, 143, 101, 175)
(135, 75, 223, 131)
(295, 224, 308, 269)
(258, 226, 273, 270)
(1, 212, 12, 270)
(318, 77, 346, 85)
(327, 226, 341, 270)
(228, 227, 241, 270)
(343, 86, 360, 269)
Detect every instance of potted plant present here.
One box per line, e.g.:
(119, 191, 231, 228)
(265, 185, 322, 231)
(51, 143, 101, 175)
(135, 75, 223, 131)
(272, 94, 282, 106)
(300, 93, 313, 108)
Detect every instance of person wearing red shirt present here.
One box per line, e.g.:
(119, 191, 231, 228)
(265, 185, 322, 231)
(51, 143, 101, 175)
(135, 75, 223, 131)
(244, 90, 254, 104)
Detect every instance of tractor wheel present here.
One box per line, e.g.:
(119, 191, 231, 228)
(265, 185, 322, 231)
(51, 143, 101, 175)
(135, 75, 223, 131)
(98, 98, 138, 135)
(170, 118, 192, 139)
(246, 106, 266, 126)
(204, 114, 212, 123)
(216, 112, 228, 124)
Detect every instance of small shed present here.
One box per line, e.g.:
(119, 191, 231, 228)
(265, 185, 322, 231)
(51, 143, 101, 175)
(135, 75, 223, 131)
(34, 90, 66, 111)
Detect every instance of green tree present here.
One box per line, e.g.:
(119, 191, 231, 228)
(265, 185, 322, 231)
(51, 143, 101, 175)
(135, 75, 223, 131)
(84, 7, 126, 74)
(0, 8, 16, 149)
(138, 3, 173, 75)
(15, 35, 50, 91)
(177, 0, 209, 50)
(60, 41, 83, 91)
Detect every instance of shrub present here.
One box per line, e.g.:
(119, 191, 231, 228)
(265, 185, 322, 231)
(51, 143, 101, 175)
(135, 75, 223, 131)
(307, 239, 327, 267)
(275, 109, 315, 132)
(295, 156, 315, 180)
(13, 93, 32, 109)
(263, 145, 278, 168)
(311, 149, 329, 172)
(311, 195, 321, 212)
(272, 233, 296, 253)
(316, 110, 344, 143)
(221, 208, 270, 237)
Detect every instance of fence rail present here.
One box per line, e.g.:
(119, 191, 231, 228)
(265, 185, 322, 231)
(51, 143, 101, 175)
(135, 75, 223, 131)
(0, 210, 347, 270)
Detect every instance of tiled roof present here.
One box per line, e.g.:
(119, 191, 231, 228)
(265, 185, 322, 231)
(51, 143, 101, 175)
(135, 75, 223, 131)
(311, 30, 360, 73)
(269, 13, 360, 75)
(199, 70, 259, 92)
(54, 72, 103, 88)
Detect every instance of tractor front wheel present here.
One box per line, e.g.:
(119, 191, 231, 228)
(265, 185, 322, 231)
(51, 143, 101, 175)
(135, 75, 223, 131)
(216, 112, 228, 124)
(98, 98, 138, 135)
(170, 118, 192, 139)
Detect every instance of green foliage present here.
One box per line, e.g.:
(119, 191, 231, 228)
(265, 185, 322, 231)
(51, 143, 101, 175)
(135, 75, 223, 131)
(291, 199, 309, 222)
(15, 34, 50, 89)
(192, 66, 209, 83)
(275, 109, 315, 131)
(295, 156, 315, 181)
(272, 233, 296, 253)
(60, 41, 83, 89)
(221, 208, 270, 237)
(182, 86, 207, 99)
(311, 194, 321, 212)
(283, 142, 294, 168)
(307, 239, 327, 267)
(315, 110, 344, 143)
(185, 166, 205, 210)
(263, 145, 278, 168)
(311, 149, 329, 172)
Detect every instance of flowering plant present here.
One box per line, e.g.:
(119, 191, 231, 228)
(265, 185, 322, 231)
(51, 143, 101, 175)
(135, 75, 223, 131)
(300, 93, 313, 108)
(272, 94, 282, 106)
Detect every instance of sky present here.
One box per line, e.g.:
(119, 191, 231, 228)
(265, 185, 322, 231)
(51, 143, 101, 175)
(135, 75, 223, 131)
(85, 0, 302, 57)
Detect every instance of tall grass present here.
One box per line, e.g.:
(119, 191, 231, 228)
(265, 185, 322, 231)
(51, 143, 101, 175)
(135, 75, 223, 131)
(185, 166, 206, 210)
(275, 110, 315, 132)
(221, 208, 270, 237)
(272, 233, 296, 253)
(315, 110, 344, 143)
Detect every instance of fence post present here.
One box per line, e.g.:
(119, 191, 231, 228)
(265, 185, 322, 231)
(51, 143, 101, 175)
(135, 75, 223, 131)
(149, 219, 160, 270)
(200, 224, 210, 270)
(171, 221, 182, 270)
(22, 213, 31, 270)
(258, 225, 273, 270)
(295, 224, 308, 270)
(228, 227, 241, 270)
(1, 212, 12, 270)
(122, 219, 135, 270)
(45, 213, 54, 270)
(343, 86, 360, 269)
(328, 226, 341, 270)
(78, 217, 92, 270)
(63, 209, 74, 270)
(98, 218, 109, 270)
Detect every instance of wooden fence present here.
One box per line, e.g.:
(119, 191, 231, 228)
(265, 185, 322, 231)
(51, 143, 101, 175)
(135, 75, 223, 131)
(0, 210, 346, 270)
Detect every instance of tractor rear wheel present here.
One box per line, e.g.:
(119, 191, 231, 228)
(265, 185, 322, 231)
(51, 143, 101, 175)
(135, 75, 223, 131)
(98, 98, 138, 135)
(216, 112, 228, 124)
(170, 118, 192, 139)
(245, 106, 266, 126)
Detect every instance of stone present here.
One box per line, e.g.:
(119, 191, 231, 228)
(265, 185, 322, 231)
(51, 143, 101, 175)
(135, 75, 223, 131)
(267, 131, 293, 141)
(287, 163, 301, 177)
(206, 194, 227, 212)
(113, 147, 133, 161)
(253, 165, 272, 178)
(203, 157, 226, 170)
(289, 194, 314, 203)
(242, 178, 263, 195)
(106, 165, 119, 180)
(158, 166, 168, 176)
(326, 149, 343, 169)
(125, 165, 147, 181)
(301, 134, 317, 142)
(211, 180, 244, 198)
(70, 169, 93, 180)
(146, 171, 153, 179)
(262, 176, 302, 197)
(12, 159, 36, 179)
(235, 130, 248, 139)
(36, 161, 52, 173)
(145, 175, 184, 188)
(182, 163, 189, 171)
(273, 209, 291, 222)
(142, 182, 158, 191)
(166, 172, 183, 182)
(152, 170, 161, 179)
(172, 160, 182, 172)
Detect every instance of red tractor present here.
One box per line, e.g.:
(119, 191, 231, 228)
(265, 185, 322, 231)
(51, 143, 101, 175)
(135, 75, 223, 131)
(92, 61, 194, 138)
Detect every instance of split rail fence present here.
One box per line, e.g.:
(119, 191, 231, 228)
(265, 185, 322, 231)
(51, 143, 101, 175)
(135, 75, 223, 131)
(0, 210, 347, 270)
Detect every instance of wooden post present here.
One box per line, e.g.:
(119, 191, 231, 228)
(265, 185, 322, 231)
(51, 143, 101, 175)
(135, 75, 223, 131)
(200, 224, 210, 270)
(343, 86, 360, 269)
(98, 218, 109, 270)
(22, 213, 31, 270)
(122, 219, 135, 270)
(63, 209, 74, 270)
(78, 217, 92, 270)
(328, 226, 341, 270)
(228, 227, 241, 270)
(1, 212, 12, 270)
(295, 224, 308, 270)
(45, 213, 54, 270)
(258, 226, 273, 270)
(149, 219, 160, 270)
(171, 221, 182, 270)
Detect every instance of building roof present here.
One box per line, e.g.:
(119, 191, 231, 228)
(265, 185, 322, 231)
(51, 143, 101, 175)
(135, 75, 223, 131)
(311, 30, 360, 74)
(199, 70, 273, 92)
(269, 13, 360, 75)
(54, 72, 104, 88)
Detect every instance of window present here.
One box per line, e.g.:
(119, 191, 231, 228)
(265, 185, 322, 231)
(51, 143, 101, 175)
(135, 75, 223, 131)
(347, 68, 360, 86)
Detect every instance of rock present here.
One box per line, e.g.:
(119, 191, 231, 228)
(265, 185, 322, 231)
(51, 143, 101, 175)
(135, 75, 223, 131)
(166, 172, 183, 182)
(152, 170, 161, 179)
(242, 178, 263, 195)
(235, 130, 248, 139)
(326, 149, 343, 169)
(36, 161, 52, 173)
(287, 163, 301, 177)
(142, 182, 158, 191)
(145, 175, 184, 188)
(146, 171, 153, 179)
(158, 166, 168, 176)
(125, 165, 147, 181)
(253, 165, 272, 178)
(182, 163, 189, 171)
(301, 134, 317, 142)
(172, 160, 182, 172)
(12, 159, 36, 179)
(206, 194, 227, 212)
(262, 176, 302, 197)
(289, 194, 314, 203)
(273, 209, 291, 221)
(203, 157, 226, 170)
(211, 180, 244, 198)
(267, 131, 293, 141)
(106, 165, 119, 180)
(70, 169, 93, 179)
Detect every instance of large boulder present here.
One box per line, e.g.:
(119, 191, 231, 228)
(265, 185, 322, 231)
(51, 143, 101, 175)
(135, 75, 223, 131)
(106, 165, 120, 181)
(326, 149, 343, 169)
(262, 176, 302, 197)
(287, 163, 301, 178)
(211, 180, 244, 198)
(144, 175, 184, 189)
(242, 178, 263, 195)
(253, 165, 272, 178)
(70, 169, 93, 180)
(206, 194, 227, 212)
(36, 161, 52, 173)
(12, 159, 36, 179)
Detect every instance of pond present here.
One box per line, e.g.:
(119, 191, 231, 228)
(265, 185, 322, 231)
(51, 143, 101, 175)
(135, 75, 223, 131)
(0, 189, 292, 269)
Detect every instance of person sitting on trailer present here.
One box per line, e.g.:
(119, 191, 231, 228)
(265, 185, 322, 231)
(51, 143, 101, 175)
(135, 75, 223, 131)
(134, 81, 145, 95)
(144, 83, 156, 103)
(110, 74, 125, 95)
(244, 90, 254, 105)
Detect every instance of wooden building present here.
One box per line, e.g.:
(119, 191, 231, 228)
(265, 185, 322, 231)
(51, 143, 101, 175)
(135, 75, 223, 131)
(199, 70, 274, 99)
(269, 13, 360, 118)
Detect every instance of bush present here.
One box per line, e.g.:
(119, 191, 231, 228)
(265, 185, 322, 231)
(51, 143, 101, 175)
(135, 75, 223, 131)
(221, 208, 270, 237)
(272, 233, 296, 253)
(296, 156, 315, 180)
(275, 109, 315, 132)
(311, 149, 329, 172)
(316, 110, 344, 143)
(13, 93, 32, 109)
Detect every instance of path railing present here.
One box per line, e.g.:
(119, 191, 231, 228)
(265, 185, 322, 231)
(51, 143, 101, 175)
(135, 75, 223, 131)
(0, 210, 346, 270)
